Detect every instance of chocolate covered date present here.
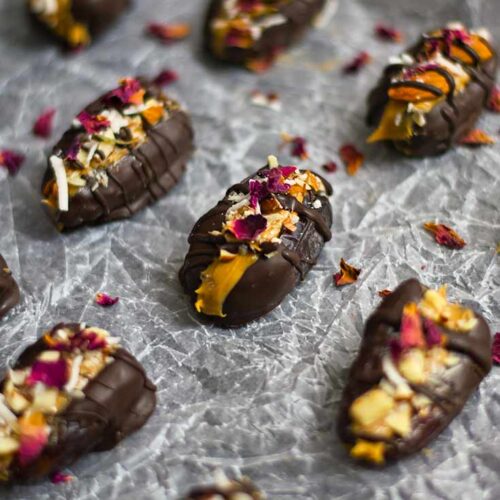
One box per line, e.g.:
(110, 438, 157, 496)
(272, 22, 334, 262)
(41, 77, 194, 230)
(0, 255, 20, 320)
(0, 323, 156, 483)
(205, 0, 327, 71)
(367, 23, 497, 156)
(28, 0, 131, 49)
(179, 155, 332, 328)
(337, 279, 492, 465)
(184, 471, 263, 499)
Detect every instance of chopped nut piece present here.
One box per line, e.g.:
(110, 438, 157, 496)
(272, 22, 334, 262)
(350, 388, 395, 427)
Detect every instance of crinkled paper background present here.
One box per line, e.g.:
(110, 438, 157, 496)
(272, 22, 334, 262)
(0, 0, 499, 498)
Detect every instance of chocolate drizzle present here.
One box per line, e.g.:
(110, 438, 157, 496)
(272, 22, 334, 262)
(367, 28, 498, 156)
(4, 323, 156, 483)
(337, 279, 492, 463)
(0, 255, 20, 320)
(179, 167, 333, 328)
(41, 81, 194, 230)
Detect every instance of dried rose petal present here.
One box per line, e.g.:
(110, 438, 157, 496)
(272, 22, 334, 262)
(50, 471, 74, 484)
(105, 78, 144, 106)
(264, 167, 294, 194)
(147, 22, 190, 42)
(0, 149, 25, 176)
(226, 214, 267, 241)
(375, 24, 403, 42)
(76, 111, 111, 134)
(238, 0, 260, 11)
(493, 332, 500, 365)
(249, 179, 269, 209)
(26, 359, 68, 389)
(487, 85, 500, 112)
(378, 289, 392, 298)
(400, 303, 425, 349)
(423, 318, 442, 347)
(322, 161, 338, 173)
(33, 108, 56, 138)
(153, 69, 179, 87)
(441, 28, 471, 50)
(459, 129, 495, 146)
(65, 138, 81, 161)
(280, 133, 309, 160)
(423, 222, 466, 249)
(18, 413, 49, 466)
(333, 258, 361, 287)
(339, 144, 364, 176)
(95, 292, 119, 307)
(343, 51, 371, 74)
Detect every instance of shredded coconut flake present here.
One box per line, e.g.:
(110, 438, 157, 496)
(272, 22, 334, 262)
(50, 156, 69, 212)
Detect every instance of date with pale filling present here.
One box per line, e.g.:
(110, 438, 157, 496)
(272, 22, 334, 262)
(337, 279, 492, 465)
(205, 0, 326, 71)
(41, 77, 194, 230)
(0, 323, 156, 483)
(28, 0, 131, 49)
(367, 23, 497, 156)
(179, 155, 332, 328)
(0, 256, 20, 321)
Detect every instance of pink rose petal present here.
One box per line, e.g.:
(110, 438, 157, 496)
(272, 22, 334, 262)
(95, 292, 119, 307)
(26, 359, 68, 389)
(227, 214, 267, 241)
(33, 108, 56, 138)
(0, 149, 25, 176)
(76, 111, 110, 135)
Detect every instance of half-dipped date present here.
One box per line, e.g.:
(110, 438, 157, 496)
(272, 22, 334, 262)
(205, 0, 326, 70)
(0, 323, 156, 483)
(28, 0, 131, 49)
(41, 78, 194, 230)
(179, 158, 332, 327)
(367, 24, 497, 156)
(0, 255, 20, 320)
(337, 279, 492, 465)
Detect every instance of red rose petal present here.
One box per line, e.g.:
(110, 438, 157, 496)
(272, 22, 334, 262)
(487, 85, 500, 112)
(343, 51, 371, 74)
(280, 134, 309, 160)
(423, 318, 442, 347)
(76, 111, 111, 135)
(33, 108, 56, 138)
(95, 292, 119, 307)
(26, 359, 68, 389)
(322, 161, 338, 173)
(339, 143, 364, 176)
(375, 24, 403, 42)
(333, 258, 361, 287)
(493, 332, 500, 365)
(423, 222, 466, 249)
(378, 289, 392, 298)
(153, 69, 179, 87)
(50, 471, 74, 484)
(147, 22, 190, 43)
(226, 214, 267, 241)
(0, 149, 25, 176)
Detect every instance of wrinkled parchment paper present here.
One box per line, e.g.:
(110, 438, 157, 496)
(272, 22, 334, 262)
(0, 0, 499, 498)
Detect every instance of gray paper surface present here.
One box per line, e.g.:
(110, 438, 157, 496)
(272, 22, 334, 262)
(0, 0, 499, 498)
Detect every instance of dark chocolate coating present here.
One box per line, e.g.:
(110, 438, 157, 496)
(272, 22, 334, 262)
(29, 0, 131, 47)
(337, 279, 492, 462)
(3, 323, 156, 483)
(366, 35, 498, 156)
(0, 255, 20, 320)
(42, 81, 194, 230)
(179, 168, 333, 328)
(204, 0, 326, 66)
